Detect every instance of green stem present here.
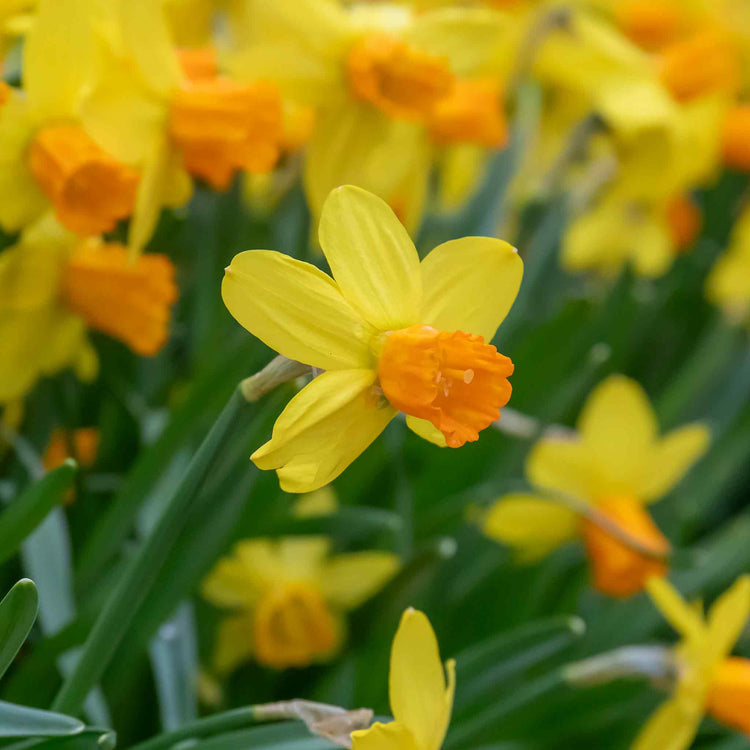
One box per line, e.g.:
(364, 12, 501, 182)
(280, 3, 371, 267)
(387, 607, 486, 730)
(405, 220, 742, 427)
(52, 389, 250, 716)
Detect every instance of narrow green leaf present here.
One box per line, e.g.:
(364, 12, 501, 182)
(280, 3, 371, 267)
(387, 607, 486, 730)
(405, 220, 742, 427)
(0, 701, 83, 738)
(0, 580, 38, 681)
(0, 462, 76, 568)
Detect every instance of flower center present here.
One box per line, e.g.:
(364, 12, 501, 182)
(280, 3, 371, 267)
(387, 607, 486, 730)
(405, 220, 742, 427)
(28, 125, 138, 236)
(705, 658, 750, 735)
(169, 78, 284, 190)
(723, 105, 750, 171)
(377, 325, 514, 448)
(61, 242, 177, 356)
(253, 582, 338, 668)
(347, 34, 454, 121)
(659, 31, 740, 102)
(582, 496, 669, 598)
(427, 78, 508, 148)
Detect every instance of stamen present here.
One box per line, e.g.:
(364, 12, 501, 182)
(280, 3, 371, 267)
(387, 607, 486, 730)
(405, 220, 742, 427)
(427, 78, 508, 148)
(378, 325, 514, 447)
(706, 658, 750, 735)
(347, 34, 454, 121)
(28, 125, 138, 235)
(170, 78, 283, 189)
(582, 496, 668, 598)
(61, 242, 177, 356)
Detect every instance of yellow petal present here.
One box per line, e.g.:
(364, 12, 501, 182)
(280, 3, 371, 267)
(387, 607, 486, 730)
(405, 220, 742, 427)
(23, 0, 94, 119)
(351, 721, 418, 750)
(222, 250, 373, 371)
(390, 608, 453, 750)
(630, 213, 676, 279)
(278, 537, 331, 579)
(319, 552, 400, 609)
(646, 578, 705, 641)
(117, 0, 183, 95)
(212, 613, 255, 675)
(252, 370, 396, 493)
(578, 375, 657, 491)
(481, 494, 580, 563)
(631, 694, 704, 750)
(0, 238, 65, 312)
(405, 8, 507, 76)
(419, 237, 522, 342)
(639, 425, 711, 503)
(406, 416, 447, 447)
(525, 438, 595, 501)
(201, 557, 258, 609)
(707, 575, 750, 662)
(319, 185, 422, 331)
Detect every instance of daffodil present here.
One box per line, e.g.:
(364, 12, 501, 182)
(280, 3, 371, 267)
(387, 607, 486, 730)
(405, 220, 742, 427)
(706, 203, 750, 322)
(633, 575, 750, 749)
(80, 0, 286, 253)
(222, 185, 522, 492)
(202, 489, 399, 672)
(0, 0, 138, 236)
(481, 375, 709, 597)
(0, 215, 177, 405)
(350, 608, 454, 750)
(228, 0, 508, 230)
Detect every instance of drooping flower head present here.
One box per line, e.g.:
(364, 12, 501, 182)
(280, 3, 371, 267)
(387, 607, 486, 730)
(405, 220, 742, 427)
(633, 576, 750, 749)
(481, 376, 709, 597)
(222, 185, 523, 492)
(351, 608, 455, 750)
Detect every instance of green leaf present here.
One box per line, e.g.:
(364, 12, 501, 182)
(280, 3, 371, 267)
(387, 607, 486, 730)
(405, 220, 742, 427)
(0, 580, 38, 681)
(0, 701, 83, 738)
(0, 462, 76, 568)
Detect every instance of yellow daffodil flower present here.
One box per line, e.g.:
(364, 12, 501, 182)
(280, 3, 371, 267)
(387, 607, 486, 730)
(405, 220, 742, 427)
(350, 608, 455, 750)
(229, 0, 508, 230)
(202, 489, 399, 672)
(634, 575, 750, 749)
(481, 375, 709, 597)
(0, 0, 139, 236)
(80, 0, 286, 253)
(706, 203, 750, 322)
(0, 215, 177, 404)
(222, 185, 523, 492)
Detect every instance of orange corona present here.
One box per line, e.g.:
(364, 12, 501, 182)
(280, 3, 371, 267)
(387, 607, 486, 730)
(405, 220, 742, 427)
(61, 243, 177, 356)
(378, 325, 514, 448)
(666, 194, 701, 251)
(28, 125, 138, 236)
(176, 46, 219, 82)
(614, 0, 682, 50)
(722, 105, 750, 171)
(582, 496, 669, 597)
(705, 658, 750, 735)
(347, 35, 454, 121)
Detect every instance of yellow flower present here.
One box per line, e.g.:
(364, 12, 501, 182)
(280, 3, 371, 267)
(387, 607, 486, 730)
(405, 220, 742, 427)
(0, 0, 35, 61)
(0, 0, 138, 236)
(634, 575, 750, 749)
(706, 203, 750, 322)
(350, 608, 455, 750)
(228, 0, 507, 229)
(201, 491, 399, 672)
(481, 375, 709, 597)
(80, 0, 285, 253)
(222, 185, 523, 492)
(0, 215, 177, 404)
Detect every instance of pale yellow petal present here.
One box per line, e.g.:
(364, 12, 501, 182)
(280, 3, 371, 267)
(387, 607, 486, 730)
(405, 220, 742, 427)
(630, 215, 676, 279)
(646, 578, 705, 641)
(212, 613, 254, 675)
(405, 8, 507, 76)
(639, 425, 711, 503)
(525, 438, 595, 501)
(23, 0, 94, 119)
(419, 237, 522, 342)
(406, 416, 447, 447)
(707, 575, 750, 661)
(222, 250, 374, 371)
(319, 185, 422, 331)
(319, 552, 400, 610)
(0, 239, 65, 312)
(278, 537, 331, 580)
(578, 375, 657, 490)
(390, 608, 453, 750)
(235, 540, 287, 593)
(481, 494, 580, 563)
(252, 370, 396, 493)
(351, 721, 418, 750)
(201, 557, 258, 609)
(631, 695, 704, 750)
